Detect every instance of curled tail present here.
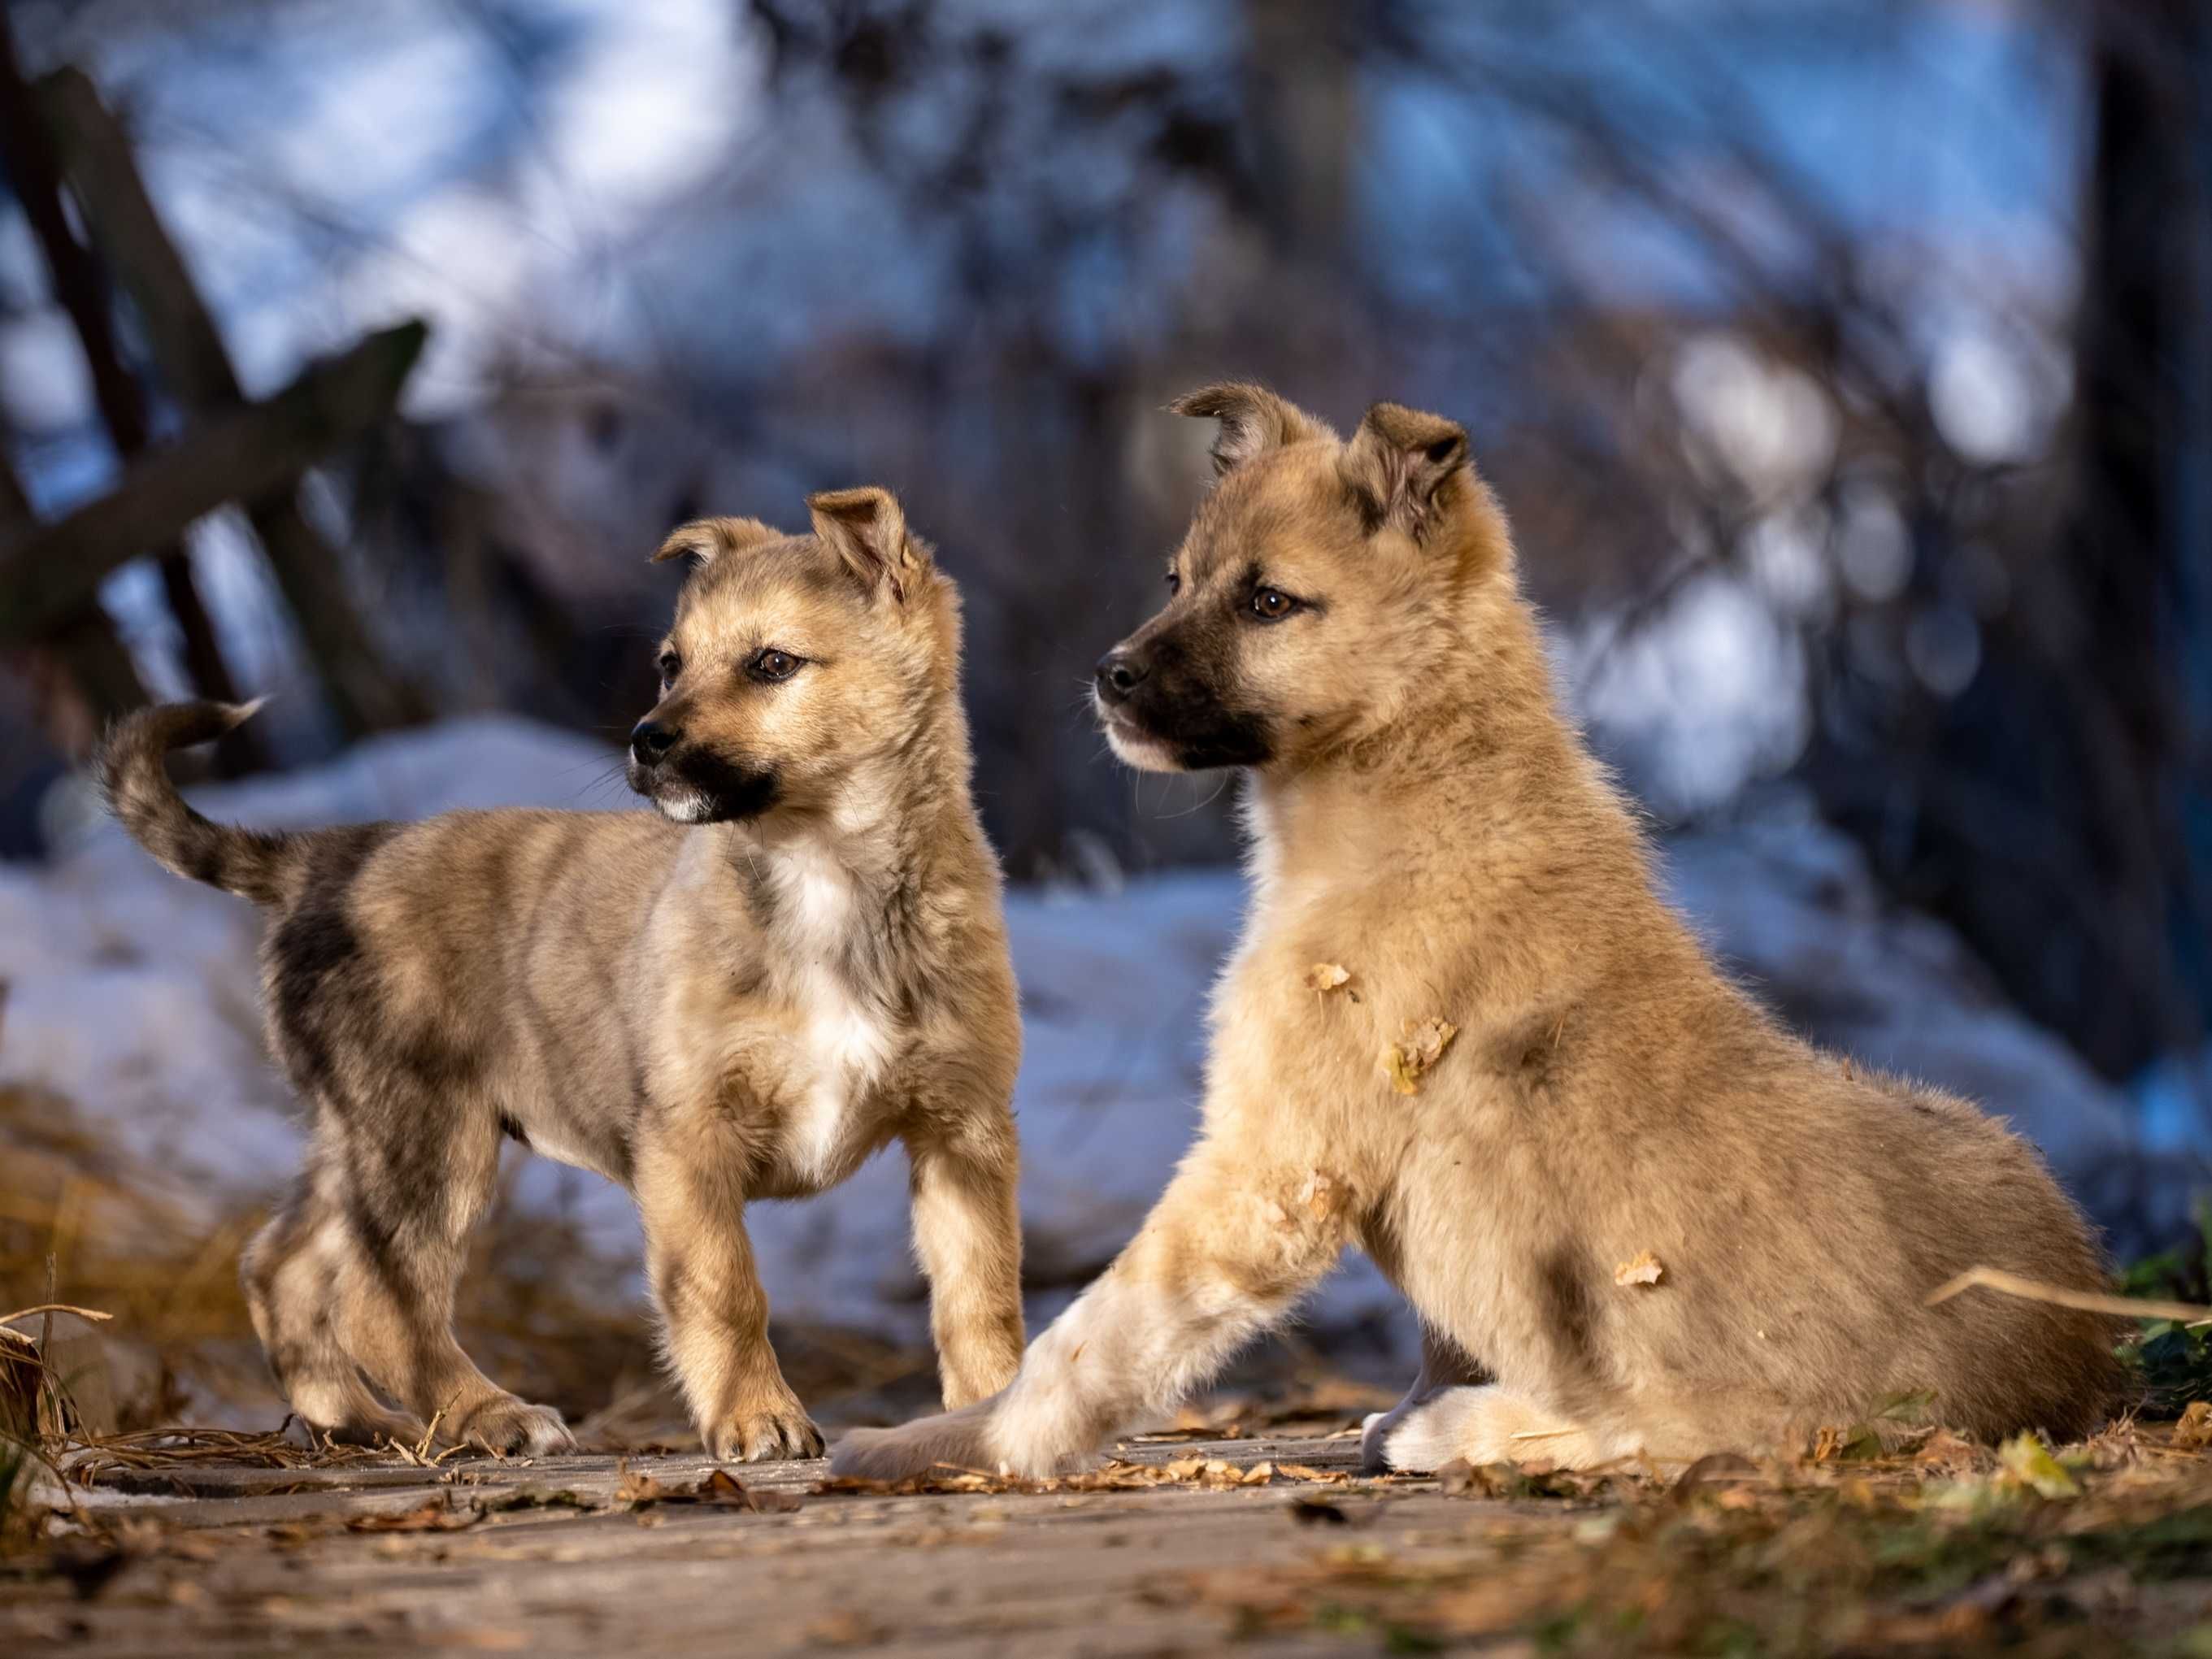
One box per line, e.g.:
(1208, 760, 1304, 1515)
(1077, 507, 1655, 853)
(94, 701, 299, 905)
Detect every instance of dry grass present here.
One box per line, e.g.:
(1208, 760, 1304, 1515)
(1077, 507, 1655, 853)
(1170, 1420, 2212, 1657)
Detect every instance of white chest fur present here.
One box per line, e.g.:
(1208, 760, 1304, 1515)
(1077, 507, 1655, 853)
(763, 840, 899, 1183)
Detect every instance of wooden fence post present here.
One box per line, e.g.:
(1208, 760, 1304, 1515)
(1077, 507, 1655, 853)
(37, 67, 429, 736)
(0, 449, 146, 755)
(0, 324, 430, 645)
(0, 17, 254, 768)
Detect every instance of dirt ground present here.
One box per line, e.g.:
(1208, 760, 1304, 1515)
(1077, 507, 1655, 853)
(6, 1410, 2212, 1658)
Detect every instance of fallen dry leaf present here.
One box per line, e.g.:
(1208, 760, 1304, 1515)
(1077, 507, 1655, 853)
(1159, 1456, 1274, 1487)
(345, 1498, 480, 1534)
(619, 1464, 802, 1514)
(1914, 1428, 1987, 1474)
(1272, 1462, 1350, 1485)
(1306, 962, 1352, 992)
(477, 1487, 597, 1514)
(1810, 1423, 1884, 1464)
(1437, 1458, 1484, 1496)
(1436, 1457, 1592, 1500)
(815, 1452, 1323, 1500)
(1614, 1251, 1665, 1288)
(1381, 1016, 1458, 1095)
(1302, 1170, 1348, 1221)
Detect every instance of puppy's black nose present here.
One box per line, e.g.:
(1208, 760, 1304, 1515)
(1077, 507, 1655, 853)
(1094, 649, 1148, 706)
(630, 719, 678, 765)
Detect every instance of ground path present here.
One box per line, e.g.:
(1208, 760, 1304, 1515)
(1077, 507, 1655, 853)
(6, 1420, 2211, 1655)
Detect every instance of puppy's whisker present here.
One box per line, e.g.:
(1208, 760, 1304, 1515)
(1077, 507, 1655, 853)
(1155, 773, 1231, 819)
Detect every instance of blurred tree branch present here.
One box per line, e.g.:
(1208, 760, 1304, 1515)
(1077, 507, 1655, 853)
(0, 323, 428, 647)
(0, 10, 250, 766)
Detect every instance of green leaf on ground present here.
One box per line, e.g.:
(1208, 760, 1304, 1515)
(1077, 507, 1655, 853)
(1997, 1431, 2079, 1500)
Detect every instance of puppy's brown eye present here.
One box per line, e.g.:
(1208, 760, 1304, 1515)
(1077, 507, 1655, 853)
(657, 652, 681, 681)
(1165, 570, 1181, 596)
(1250, 587, 1297, 622)
(750, 648, 802, 684)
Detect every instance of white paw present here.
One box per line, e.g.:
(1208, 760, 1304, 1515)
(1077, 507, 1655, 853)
(1380, 1391, 1480, 1473)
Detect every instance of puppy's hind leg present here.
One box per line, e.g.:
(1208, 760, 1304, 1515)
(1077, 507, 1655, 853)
(326, 1105, 576, 1457)
(241, 1166, 420, 1448)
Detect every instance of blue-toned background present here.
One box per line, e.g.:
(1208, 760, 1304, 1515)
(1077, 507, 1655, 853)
(2, 0, 2207, 1414)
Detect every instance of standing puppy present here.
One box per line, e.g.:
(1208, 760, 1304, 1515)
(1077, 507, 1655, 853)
(101, 489, 1026, 1460)
(833, 388, 2123, 1480)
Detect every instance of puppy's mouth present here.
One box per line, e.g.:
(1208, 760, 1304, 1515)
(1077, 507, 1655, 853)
(626, 751, 780, 824)
(1097, 701, 1185, 774)
(1093, 693, 1273, 774)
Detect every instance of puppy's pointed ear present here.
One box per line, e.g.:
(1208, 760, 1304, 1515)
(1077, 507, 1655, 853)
(1167, 382, 1332, 476)
(1338, 403, 1471, 539)
(807, 486, 924, 602)
(651, 516, 782, 567)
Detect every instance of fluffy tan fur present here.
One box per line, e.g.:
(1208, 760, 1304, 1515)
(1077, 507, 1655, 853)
(834, 386, 2124, 1481)
(99, 489, 1024, 1460)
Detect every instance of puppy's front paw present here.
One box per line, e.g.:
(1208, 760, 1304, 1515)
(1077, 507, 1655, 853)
(457, 1396, 577, 1458)
(831, 1402, 993, 1483)
(706, 1397, 824, 1463)
(1359, 1409, 1392, 1474)
(1377, 1385, 1607, 1473)
(1362, 1389, 1449, 1474)
(1378, 1388, 1489, 1473)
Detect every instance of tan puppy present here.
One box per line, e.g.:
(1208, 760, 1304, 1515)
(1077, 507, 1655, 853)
(100, 489, 1025, 1460)
(833, 387, 2123, 1481)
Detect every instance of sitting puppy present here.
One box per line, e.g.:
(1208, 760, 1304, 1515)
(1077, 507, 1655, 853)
(101, 489, 1025, 1460)
(834, 387, 2123, 1481)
